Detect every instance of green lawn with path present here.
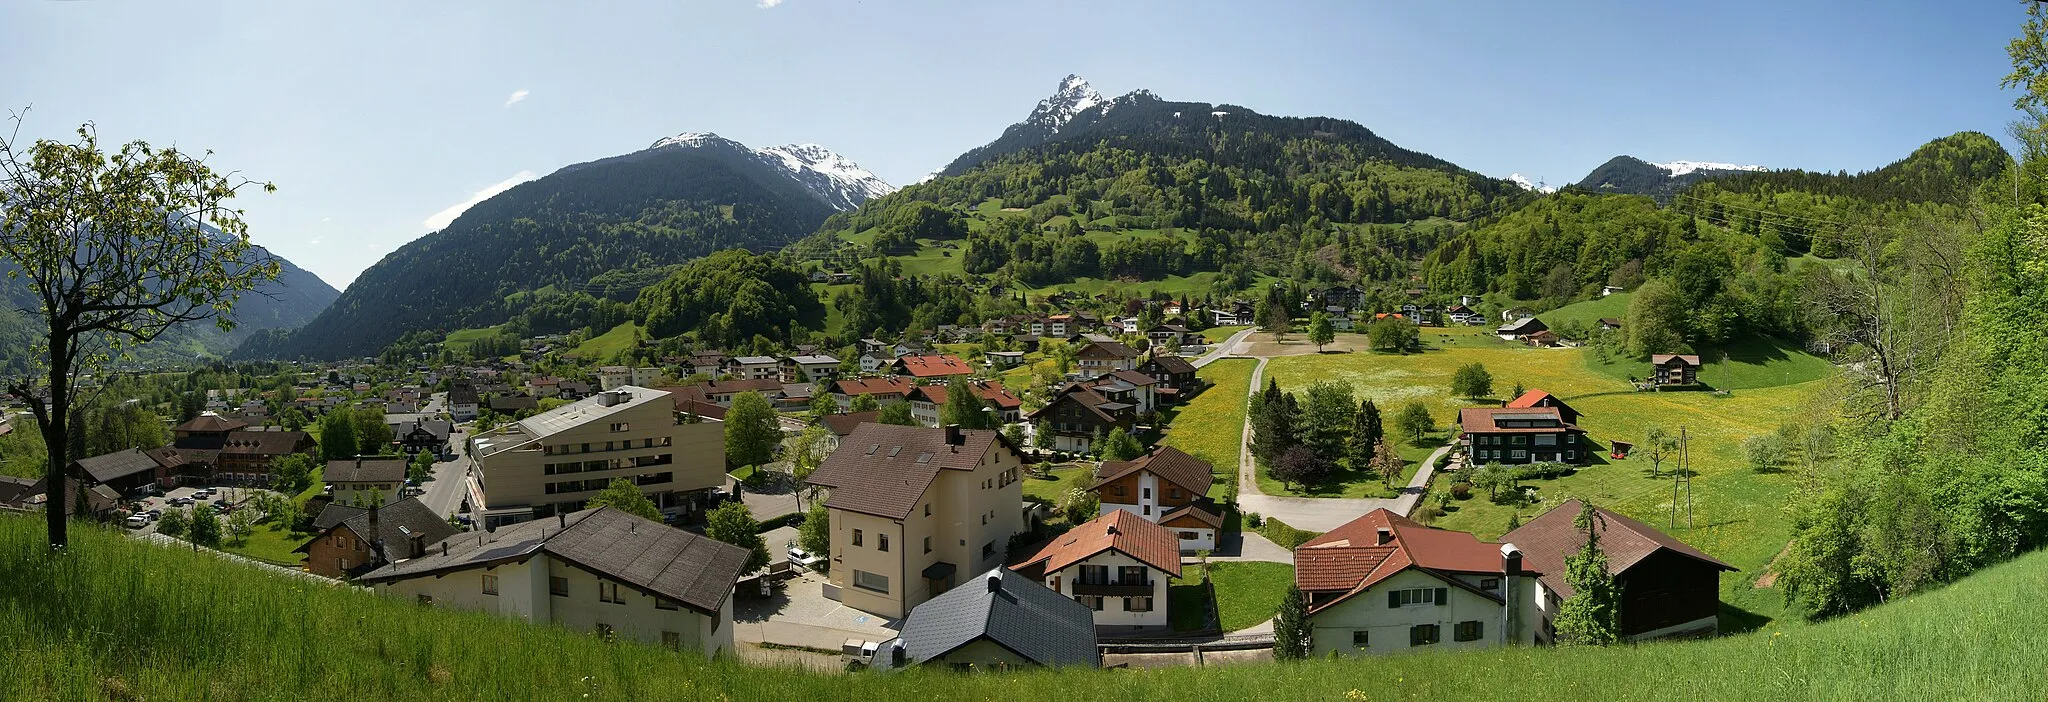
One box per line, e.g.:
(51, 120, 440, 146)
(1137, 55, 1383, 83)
(1158, 359, 1256, 499)
(1020, 464, 1090, 504)
(1207, 561, 1295, 632)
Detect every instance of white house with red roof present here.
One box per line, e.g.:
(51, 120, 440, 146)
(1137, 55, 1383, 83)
(1293, 509, 1541, 656)
(1011, 510, 1182, 631)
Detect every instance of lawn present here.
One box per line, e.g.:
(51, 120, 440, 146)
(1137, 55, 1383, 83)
(1159, 359, 1256, 499)
(221, 520, 310, 567)
(566, 322, 643, 361)
(1537, 292, 1632, 330)
(1263, 324, 1831, 627)
(1207, 561, 1295, 632)
(1200, 325, 1249, 343)
(1021, 464, 1090, 504)
(1582, 335, 1834, 391)
(441, 324, 508, 352)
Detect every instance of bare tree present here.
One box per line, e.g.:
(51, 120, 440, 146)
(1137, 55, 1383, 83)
(1810, 221, 1966, 420)
(0, 118, 279, 548)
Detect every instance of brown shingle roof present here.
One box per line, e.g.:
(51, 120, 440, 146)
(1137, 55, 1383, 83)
(174, 413, 247, 434)
(1093, 445, 1213, 497)
(820, 411, 881, 437)
(1296, 509, 1525, 611)
(1078, 341, 1139, 360)
(1457, 406, 1578, 433)
(220, 429, 309, 457)
(806, 424, 1009, 520)
(72, 448, 165, 484)
(1502, 499, 1735, 599)
(1144, 354, 1196, 375)
(907, 381, 1022, 410)
(832, 377, 916, 397)
(1159, 505, 1223, 529)
(1014, 510, 1181, 577)
(1650, 354, 1702, 366)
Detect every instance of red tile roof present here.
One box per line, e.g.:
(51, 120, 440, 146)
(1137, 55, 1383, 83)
(1094, 445, 1213, 497)
(1457, 406, 1579, 433)
(1014, 510, 1182, 578)
(1502, 499, 1735, 599)
(894, 354, 975, 378)
(1505, 389, 1554, 409)
(832, 377, 917, 397)
(908, 381, 1021, 410)
(1295, 509, 1525, 612)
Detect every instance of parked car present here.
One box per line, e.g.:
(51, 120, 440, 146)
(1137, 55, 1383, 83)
(146, 509, 162, 520)
(124, 514, 149, 529)
(170, 497, 193, 507)
(787, 545, 824, 571)
(211, 499, 230, 511)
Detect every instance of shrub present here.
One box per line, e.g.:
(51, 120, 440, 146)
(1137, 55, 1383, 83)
(1450, 482, 1473, 500)
(1246, 512, 1265, 529)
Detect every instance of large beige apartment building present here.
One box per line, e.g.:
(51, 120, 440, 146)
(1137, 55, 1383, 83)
(470, 386, 724, 528)
(805, 423, 1027, 619)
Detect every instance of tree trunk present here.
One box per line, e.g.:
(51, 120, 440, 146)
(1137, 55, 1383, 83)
(43, 333, 69, 549)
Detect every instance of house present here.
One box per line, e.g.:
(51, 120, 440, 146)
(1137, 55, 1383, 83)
(597, 366, 632, 390)
(360, 507, 750, 658)
(1496, 316, 1548, 341)
(1504, 499, 1736, 643)
(803, 424, 1028, 619)
(526, 377, 562, 398)
(724, 357, 781, 382)
(1504, 389, 1582, 425)
(0, 475, 36, 510)
(662, 379, 787, 407)
(71, 447, 183, 497)
(1090, 445, 1219, 552)
(869, 568, 1099, 671)
(1041, 315, 1073, 338)
(448, 382, 480, 422)
(1501, 307, 1535, 323)
(984, 351, 1027, 369)
(1209, 300, 1255, 326)
(469, 387, 726, 528)
(1314, 285, 1366, 309)
(859, 350, 897, 374)
(1523, 330, 1561, 348)
(831, 377, 917, 411)
(1137, 354, 1199, 405)
(818, 411, 883, 451)
(1010, 334, 1041, 353)
(1327, 309, 1356, 331)
(1598, 317, 1623, 331)
(170, 412, 314, 484)
(489, 393, 540, 415)
(298, 497, 459, 579)
(326, 457, 407, 506)
(1294, 509, 1539, 657)
(1114, 316, 1141, 334)
(1075, 341, 1140, 373)
(1651, 354, 1702, 386)
(1027, 386, 1137, 455)
(906, 381, 1023, 427)
(781, 355, 841, 383)
(1011, 510, 1182, 631)
(392, 418, 454, 456)
(1445, 305, 1485, 326)
(1601, 285, 1625, 297)
(1079, 369, 1160, 416)
(1458, 406, 1587, 465)
(21, 476, 122, 519)
(1145, 323, 1194, 348)
(893, 353, 976, 380)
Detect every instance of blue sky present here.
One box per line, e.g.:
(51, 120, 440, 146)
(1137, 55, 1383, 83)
(0, 1, 2028, 288)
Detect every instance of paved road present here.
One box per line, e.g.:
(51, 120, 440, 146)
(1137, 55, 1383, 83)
(1225, 338, 1453, 533)
(419, 436, 474, 518)
(1191, 327, 1257, 369)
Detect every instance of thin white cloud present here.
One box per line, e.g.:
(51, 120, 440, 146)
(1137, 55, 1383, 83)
(504, 89, 529, 108)
(758, 0, 782, 8)
(309, 236, 324, 246)
(320, 216, 332, 223)
(422, 170, 537, 231)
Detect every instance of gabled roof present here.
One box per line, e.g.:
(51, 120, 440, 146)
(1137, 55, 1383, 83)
(1014, 510, 1182, 577)
(1457, 406, 1578, 433)
(806, 424, 1014, 520)
(1142, 354, 1197, 375)
(832, 377, 916, 397)
(891, 568, 1099, 669)
(1159, 504, 1223, 529)
(360, 507, 750, 616)
(1027, 387, 1126, 426)
(1651, 354, 1703, 366)
(1295, 509, 1526, 613)
(174, 413, 247, 434)
(1505, 389, 1556, 408)
(895, 354, 975, 378)
(1502, 499, 1735, 599)
(301, 497, 460, 564)
(325, 457, 406, 484)
(1497, 317, 1547, 334)
(820, 411, 881, 437)
(1077, 341, 1139, 359)
(1093, 445, 1213, 498)
(219, 429, 311, 457)
(72, 448, 171, 484)
(908, 381, 1021, 410)
(1097, 369, 1158, 387)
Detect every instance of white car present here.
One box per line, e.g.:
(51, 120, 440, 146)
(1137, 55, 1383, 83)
(787, 545, 825, 571)
(124, 514, 149, 529)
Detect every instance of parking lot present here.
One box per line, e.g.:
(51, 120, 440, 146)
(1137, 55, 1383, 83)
(120, 485, 275, 534)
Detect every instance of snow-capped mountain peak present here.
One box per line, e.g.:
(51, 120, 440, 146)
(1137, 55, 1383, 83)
(1026, 74, 1106, 135)
(1652, 160, 1764, 177)
(644, 132, 894, 211)
(1507, 173, 1558, 193)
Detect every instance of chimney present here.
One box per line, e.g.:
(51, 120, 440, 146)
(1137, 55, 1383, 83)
(890, 641, 907, 667)
(943, 424, 963, 446)
(442, 541, 449, 556)
(1375, 527, 1392, 545)
(1501, 543, 1523, 646)
(410, 533, 427, 560)
(367, 501, 383, 561)
(985, 572, 1003, 593)
(558, 512, 567, 529)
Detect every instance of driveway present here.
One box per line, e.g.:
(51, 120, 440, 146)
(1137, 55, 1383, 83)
(1191, 327, 1257, 368)
(733, 570, 900, 652)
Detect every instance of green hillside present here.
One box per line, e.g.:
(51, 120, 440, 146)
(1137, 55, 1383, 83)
(4, 514, 2045, 701)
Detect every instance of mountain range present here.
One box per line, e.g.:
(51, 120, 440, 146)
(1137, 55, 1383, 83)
(1571, 155, 1766, 198)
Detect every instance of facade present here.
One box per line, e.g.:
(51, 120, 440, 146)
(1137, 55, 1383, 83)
(804, 424, 1028, 619)
(1504, 499, 1735, 642)
(1075, 341, 1140, 373)
(871, 568, 1100, 671)
(906, 381, 1023, 428)
(70, 448, 183, 497)
(1080, 370, 1159, 416)
(1090, 445, 1218, 553)
(1496, 316, 1547, 341)
(326, 457, 407, 506)
(1012, 510, 1181, 631)
(361, 508, 749, 658)
(470, 386, 725, 528)
(1295, 509, 1540, 657)
(1651, 354, 1702, 386)
(725, 356, 781, 381)
(1457, 406, 1587, 465)
(831, 377, 917, 411)
(298, 497, 459, 579)
(780, 355, 841, 383)
(448, 382, 480, 422)
(985, 351, 1026, 369)
(1137, 354, 1200, 405)
(1027, 387, 1136, 455)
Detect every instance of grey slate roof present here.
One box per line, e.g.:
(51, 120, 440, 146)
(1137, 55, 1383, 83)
(888, 568, 1099, 668)
(325, 457, 406, 483)
(72, 448, 166, 483)
(359, 507, 750, 615)
(304, 497, 461, 563)
(806, 424, 1009, 520)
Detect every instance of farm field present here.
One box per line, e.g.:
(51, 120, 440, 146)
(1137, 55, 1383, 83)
(566, 322, 643, 361)
(1159, 359, 1256, 499)
(1261, 324, 1832, 627)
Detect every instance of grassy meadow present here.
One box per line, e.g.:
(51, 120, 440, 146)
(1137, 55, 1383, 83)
(5, 513, 2044, 700)
(567, 322, 645, 361)
(1158, 358, 1256, 499)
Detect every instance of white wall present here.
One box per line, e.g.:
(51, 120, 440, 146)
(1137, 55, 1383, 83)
(1306, 568, 1532, 657)
(375, 553, 730, 658)
(1044, 551, 1171, 628)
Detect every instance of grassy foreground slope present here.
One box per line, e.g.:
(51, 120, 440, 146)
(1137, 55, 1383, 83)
(4, 516, 2044, 701)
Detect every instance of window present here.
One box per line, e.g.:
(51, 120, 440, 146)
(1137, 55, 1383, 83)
(1352, 630, 1370, 647)
(1512, 435, 1527, 446)
(580, 443, 590, 453)
(1118, 566, 1148, 584)
(982, 541, 995, 560)
(924, 503, 931, 517)
(853, 529, 863, 547)
(1388, 588, 1444, 607)
(1455, 620, 1484, 642)
(337, 535, 350, 550)
(550, 576, 569, 597)
(655, 598, 679, 611)
(878, 534, 890, 553)
(599, 581, 624, 604)
(1142, 505, 1151, 516)
(1126, 596, 1153, 612)
(981, 513, 987, 525)
(1168, 488, 1182, 500)
(416, 594, 434, 606)
(1566, 450, 1576, 460)
(1480, 578, 1500, 590)
(1179, 531, 1198, 540)
(1112, 485, 1126, 497)
(1534, 434, 1557, 446)
(1511, 450, 1527, 460)
(1141, 487, 1151, 500)
(610, 422, 630, 433)
(923, 536, 931, 554)
(1410, 624, 1440, 646)
(482, 574, 498, 596)
(853, 570, 890, 593)
(1076, 595, 1104, 611)
(661, 631, 681, 650)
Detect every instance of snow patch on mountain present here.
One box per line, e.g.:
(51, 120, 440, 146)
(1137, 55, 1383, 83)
(1507, 173, 1558, 193)
(1653, 160, 1765, 177)
(648, 131, 895, 211)
(1025, 74, 1105, 135)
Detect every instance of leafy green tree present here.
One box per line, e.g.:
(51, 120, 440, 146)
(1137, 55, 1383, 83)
(1367, 315, 1417, 353)
(269, 453, 317, 496)
(156, 508, 190, 539)
(1471, 462, 1515, 501)
(724, 391, 782, 468)
(1624, 279, 1689, 358)
(1033, 419, 1057, 453)
(1272, 584, 1311, 659)
(807, 392, 837, 423)
(1554, 502, 1619, 646)
(1451, 362, 1494, 399)
(1642, 426, 1677, 478)
(877, 401, 916, 426)
(408, 451, 434, 485)
(0, 124, 281, 548)
(318, 411, 358, 461)
(1003, 422, 1027, 451)
(1099, 427, 1144, 462)
(225, 507, 257, 546)
(1395, 401, 1434, 445)
(940, 377, 997, 430)
(1272, 445, 1332, 490)
(706, 501, 769, 574)
(1743, 434, 1785, 472)
(585, 478, 662, 521)
(1250, 379, 1298, 465)
(1263, 297, 1292, 341)
(1307, 312, 1335, 352)
(848, 393, 881, 414)
(785, 423, 833, 510)
(1058, 486, 1099, 525)
(354, 407, 395, 455)
(1371, 437, 1405, 487)
(798, 501, 831, 562)
(189, 505, 223, 548)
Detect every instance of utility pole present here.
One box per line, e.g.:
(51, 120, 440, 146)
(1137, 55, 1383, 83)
(1682, 427, 1694, 529)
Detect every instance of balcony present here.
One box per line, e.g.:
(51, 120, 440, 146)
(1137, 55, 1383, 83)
(1073, 581, 1153, 597)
